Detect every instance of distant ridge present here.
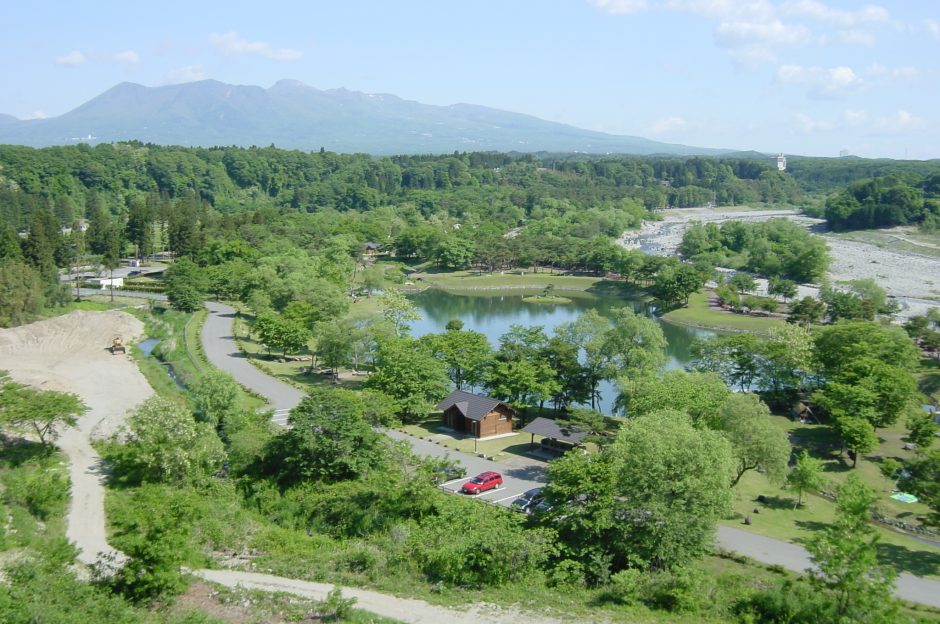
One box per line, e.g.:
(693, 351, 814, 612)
(0, 79, 733, 156)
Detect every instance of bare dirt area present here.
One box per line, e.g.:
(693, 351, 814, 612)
(825, 236, 940, 301)
(0, 310, 153, 564)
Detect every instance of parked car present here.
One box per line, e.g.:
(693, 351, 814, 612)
(511, 487, 543, 513)
(460, 471, 503, 494)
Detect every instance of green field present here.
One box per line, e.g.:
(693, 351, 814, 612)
(661, 290, 787, 334)
(418, 268, 619, 291)
(726, 412, 940, 580)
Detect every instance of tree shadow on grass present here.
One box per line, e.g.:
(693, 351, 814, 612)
(796, 519, 940, 577)
(755, 495, 800, 510)
(875, 542, 940, 578)
(0, 439, 52, 467)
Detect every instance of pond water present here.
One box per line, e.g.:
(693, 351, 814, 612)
(407, 289, 714, 415)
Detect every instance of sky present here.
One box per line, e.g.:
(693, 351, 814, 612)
(1, 0, 939, 159)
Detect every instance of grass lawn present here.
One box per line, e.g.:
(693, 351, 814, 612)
(418, 268, 620, 291)
(399, 418, 543, 460)
(661, 290, 786, 334)
(826, 228, 940, 259)
(725, 412, 940, 580)
(231, 307, 366, 394)
(919, 367, 940, 406)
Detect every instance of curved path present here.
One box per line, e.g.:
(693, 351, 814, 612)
(202, 301, 940, 609)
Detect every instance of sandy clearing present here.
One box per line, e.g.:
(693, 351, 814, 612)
(0, 310, 153, 565)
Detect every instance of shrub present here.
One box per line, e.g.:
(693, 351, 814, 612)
(1, 460, 69, 521)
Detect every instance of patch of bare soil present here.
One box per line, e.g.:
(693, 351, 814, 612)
(0, 310, 153, 564)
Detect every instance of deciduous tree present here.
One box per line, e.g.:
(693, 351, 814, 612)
(807, 474, 899, 621)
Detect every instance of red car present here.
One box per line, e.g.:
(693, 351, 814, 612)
(461, 471, 503, 494)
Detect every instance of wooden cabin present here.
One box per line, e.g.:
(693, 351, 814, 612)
(437, 390, 515, 439)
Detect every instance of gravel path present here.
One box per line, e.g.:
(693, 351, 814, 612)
(194, 569, 565, 624)
(0, 311, 153, 565)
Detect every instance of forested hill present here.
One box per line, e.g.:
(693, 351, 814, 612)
(0, 144, 811, 230)
(2, 142, 940, 234)
(0, 79, 727, 155)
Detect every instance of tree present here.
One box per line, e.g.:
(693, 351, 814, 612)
(546, 410, 734, 576)
(107, 484, 194, 603)
(807, 474, 899, 622)
(365, 337, 450, 421)
(651, 263, 704, 307)
(832, 416, 879, 468)
(123, 397, 225, 484)
(768, 277, 798, 301)
(191, 370, 240, 429)
(558, 308, 666, 410)
(360, 264, 385, 295)
(434, 233, 475, 269)
(718, 393, 791, 487)
(787, 450, 825, 507)
(787, 296, 826, 327)
(377, 289, 421, 337)
(316, 318, 354, 375)
(420, 327, 492, 390)
(0, 377, 87, 446)
(758, 324, 814, 396)
(484, 357, 559, 411)
(900, 449, 940, 526)
(619, 369, 730, 427)
(278, 387, 386, 483)
(691, 333, 763, 391)
(164, 257, 208, 312)
(605, 410, 735, 571)
(0, 261, 45, 328)
(253, 311, 310, 356)
(906, 410, 937, 450)
(813, 321, 919, 377)
(729, 272, 757, 294)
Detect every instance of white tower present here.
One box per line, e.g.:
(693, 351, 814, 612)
(775, 153, 787, 171)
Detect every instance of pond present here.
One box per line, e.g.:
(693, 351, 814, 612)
(407, 289, 714, 415)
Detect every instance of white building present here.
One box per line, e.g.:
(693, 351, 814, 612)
(775, 153, 787, 171)
(90, 277, 124, 290)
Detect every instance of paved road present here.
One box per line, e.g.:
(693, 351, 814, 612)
(201, 300, 940, 608)
(202, 302, 304, 413)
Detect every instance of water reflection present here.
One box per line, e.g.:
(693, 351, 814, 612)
(408, 289, 713, 415)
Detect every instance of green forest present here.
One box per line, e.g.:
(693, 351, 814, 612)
(1, 143, 940, 623)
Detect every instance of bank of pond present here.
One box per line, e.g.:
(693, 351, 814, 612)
(407, 288, 714, 416)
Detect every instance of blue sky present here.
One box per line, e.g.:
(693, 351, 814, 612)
(2, 0, 938, 158)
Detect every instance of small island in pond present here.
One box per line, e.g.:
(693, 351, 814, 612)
(522, 294, 572, 304)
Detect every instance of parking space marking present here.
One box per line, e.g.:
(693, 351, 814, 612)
(491, 493, 523, 504)
(440, 477, 472, 488)
(473, 487, 506, 497)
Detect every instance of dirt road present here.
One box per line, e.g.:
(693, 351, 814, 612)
(0, 311, 153, 565)
(193, 569, 565, 624)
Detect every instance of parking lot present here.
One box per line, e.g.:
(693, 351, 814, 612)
(384, 430, 548, 510)
(437, 473, 544, 509)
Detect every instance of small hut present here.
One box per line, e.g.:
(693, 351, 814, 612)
(437, 390, 515, 439)
(521, 417, 589, 455)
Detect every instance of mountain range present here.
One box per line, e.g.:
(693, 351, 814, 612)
(0, 79, 732, 156)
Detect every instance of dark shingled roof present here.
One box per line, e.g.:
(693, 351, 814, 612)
(521, 417, 589, 445)
(437, 390, 506, 422)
